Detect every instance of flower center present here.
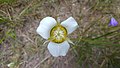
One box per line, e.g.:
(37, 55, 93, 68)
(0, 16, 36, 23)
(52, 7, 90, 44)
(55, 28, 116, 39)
(50, 24, 67, 43)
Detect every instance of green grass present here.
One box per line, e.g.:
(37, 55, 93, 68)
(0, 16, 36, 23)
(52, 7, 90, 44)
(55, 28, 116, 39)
(0, 0, 16, 4)
(0, 0, 120, 68)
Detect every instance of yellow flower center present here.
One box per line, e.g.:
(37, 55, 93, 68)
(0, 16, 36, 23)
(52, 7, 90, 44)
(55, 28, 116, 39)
(50, 24, 67, 43)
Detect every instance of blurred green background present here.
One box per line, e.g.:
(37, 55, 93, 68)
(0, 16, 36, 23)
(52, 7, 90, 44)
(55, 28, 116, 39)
(0, 0, 120, 68)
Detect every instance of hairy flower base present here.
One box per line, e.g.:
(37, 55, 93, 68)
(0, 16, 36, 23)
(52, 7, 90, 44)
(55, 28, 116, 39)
(50, 24, 67, 43)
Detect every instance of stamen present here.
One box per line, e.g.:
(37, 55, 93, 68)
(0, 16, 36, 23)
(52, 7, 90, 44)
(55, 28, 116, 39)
(50, 24, 67, 43)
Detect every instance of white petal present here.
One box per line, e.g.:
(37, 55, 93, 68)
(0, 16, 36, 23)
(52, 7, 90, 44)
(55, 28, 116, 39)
(47, 41, 70, 57)
(36, 17, 57, 39)
(61, 17, 79, 34)
(47, 42, 60, 57)
(59, 41, 70, 56)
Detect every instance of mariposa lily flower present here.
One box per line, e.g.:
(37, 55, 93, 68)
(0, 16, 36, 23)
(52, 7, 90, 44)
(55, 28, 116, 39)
(109, 17, 118, 26)
(36, 17, 78, 57)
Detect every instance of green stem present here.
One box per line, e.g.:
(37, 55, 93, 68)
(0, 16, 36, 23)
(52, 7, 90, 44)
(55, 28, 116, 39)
(92, 28, 120, 40)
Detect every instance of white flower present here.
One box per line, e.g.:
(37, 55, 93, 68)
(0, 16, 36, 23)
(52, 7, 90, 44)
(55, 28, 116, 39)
(7, 62, 15, 68)
(36, 17, 78, 57)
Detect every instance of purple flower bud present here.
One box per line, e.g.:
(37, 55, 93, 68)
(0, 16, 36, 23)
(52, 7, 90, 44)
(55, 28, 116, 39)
(109, 17, 118, 26)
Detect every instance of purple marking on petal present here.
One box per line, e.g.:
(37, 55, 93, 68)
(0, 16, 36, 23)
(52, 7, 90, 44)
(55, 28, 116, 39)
(109, 17, 118, 26)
